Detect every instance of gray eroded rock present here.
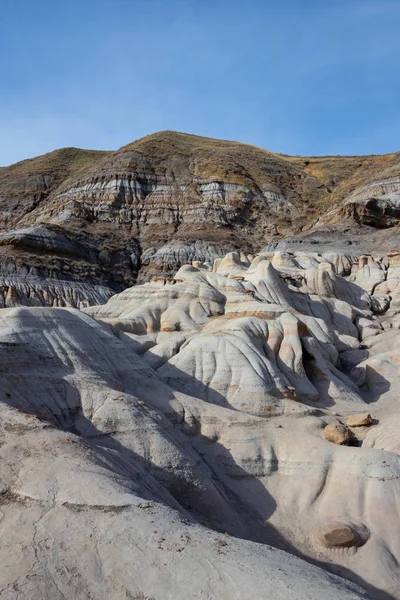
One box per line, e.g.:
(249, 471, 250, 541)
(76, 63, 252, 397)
(0, 247, 400, 599)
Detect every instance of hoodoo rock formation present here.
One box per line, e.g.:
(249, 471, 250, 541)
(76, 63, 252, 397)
(0, 132, 400, 599)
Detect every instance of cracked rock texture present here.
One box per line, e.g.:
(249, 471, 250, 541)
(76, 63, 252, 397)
(1, 248, 400, 599)
(2, 131, 400, 307)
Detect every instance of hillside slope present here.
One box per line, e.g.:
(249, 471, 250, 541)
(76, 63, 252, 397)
(1, 130, 400, 307)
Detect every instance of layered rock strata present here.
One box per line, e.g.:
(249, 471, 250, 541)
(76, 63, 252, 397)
(1, 131, 400, 304)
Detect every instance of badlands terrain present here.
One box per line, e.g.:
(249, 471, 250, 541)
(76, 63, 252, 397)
(0, 132, 400, 599)
(1, 130, 400, 306)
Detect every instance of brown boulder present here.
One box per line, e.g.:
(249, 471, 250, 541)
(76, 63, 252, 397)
(315, 523, 369, 549)
(323, 423, 352, 445)
(346, 413, 373, 427)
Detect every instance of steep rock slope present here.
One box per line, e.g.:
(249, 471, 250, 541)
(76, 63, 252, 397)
(1, 131, 400, 307)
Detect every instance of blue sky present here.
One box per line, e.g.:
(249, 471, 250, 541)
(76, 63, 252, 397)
(0, 0, 399, 165)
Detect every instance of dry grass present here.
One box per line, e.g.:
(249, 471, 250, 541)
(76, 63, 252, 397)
(121, 131, 400, 205)
(121, 130, 299, 186)
(0, 147, 109, 191)
(1, 130, 400, 226)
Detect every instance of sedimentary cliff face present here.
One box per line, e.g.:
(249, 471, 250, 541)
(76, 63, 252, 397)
(1, 249, 400, 599)
(1, 130, 400, 307)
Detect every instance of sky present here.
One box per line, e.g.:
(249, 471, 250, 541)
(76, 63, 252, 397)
(0, 0, 399, 165)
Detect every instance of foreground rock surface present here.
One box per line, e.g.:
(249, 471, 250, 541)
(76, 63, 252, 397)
(0, 248, 400, 599)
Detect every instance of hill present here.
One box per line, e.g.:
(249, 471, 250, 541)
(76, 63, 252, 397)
(0, 130, 399, 306)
